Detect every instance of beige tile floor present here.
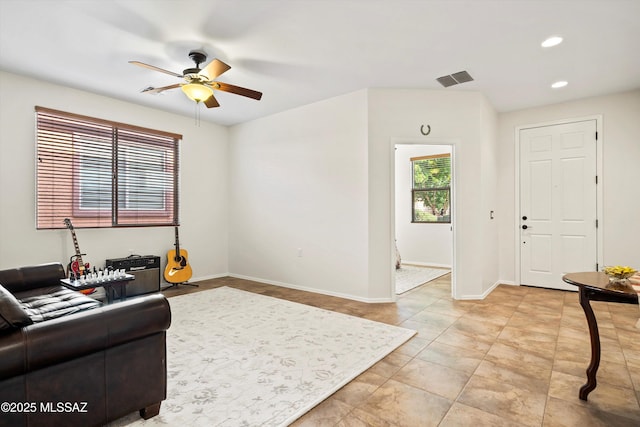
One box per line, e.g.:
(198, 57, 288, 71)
(163, 274, 640, 426)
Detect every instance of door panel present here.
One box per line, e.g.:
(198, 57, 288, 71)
(520, 120, 597, 290)
(530, 160, 552, 219)
(529, 234, 552, 272)
(561, 235, 589, 272)
(561, 158, 586, 219)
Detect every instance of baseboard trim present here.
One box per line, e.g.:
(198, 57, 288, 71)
(191, 273, 231, 282)
(161, 272, 515, 303)
(456, 280, 510, 300)
(401, 261, 451, 269)
(499, 280, 517, 286)
(228, 273, 395, 303)
(161, 272, 229, 288)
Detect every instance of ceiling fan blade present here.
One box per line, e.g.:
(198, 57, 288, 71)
(199, 59, 231, 80)
(215, 82, 263, 100)
(141, 83, 182, 94)
(129, 61, 183, 78)
(204, 94, 220, 108)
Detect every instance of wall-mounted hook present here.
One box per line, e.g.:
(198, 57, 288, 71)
(420, 124, 431, 136)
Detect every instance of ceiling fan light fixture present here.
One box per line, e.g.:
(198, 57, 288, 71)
(181, 83, 214, 103)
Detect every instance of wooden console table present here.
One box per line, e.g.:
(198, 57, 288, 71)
(562, 272, 638, 400)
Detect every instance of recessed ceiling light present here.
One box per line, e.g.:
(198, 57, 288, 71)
(542, 36, 563, 47)
(551, 81, 568, 89)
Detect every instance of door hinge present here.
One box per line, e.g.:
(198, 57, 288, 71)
(596, 263, 599, 271)
(595, 131, 598, 140)
(596, 219, 599, 228)
(595, 175, 598, 184)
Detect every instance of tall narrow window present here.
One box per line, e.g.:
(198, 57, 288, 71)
(411, 153, 451, 223)
(36, 107, 181, 229)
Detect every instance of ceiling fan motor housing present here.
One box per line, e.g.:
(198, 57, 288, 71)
(183, 50, 208, 77)
(188, 50, 207, 66)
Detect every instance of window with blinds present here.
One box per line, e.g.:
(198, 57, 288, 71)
(411, 153, 451, 223)
(36, 107, 181, 229)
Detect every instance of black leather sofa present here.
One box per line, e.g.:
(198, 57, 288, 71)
(0, 262, 171, 427)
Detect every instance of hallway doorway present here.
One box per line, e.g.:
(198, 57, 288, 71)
(393, 143, 455, 296)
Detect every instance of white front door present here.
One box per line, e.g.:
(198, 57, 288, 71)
(519, 120, 598, 291)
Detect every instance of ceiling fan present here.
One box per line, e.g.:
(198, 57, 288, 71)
(129, 50, 262, 108)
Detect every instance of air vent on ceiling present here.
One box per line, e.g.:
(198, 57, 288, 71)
(436, 70, 474, 87)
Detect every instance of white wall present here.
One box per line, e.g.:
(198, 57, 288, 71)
(0, 72, 500, 302)
(394, 144, 452, 267)
(5, 72, 635, 302)
(229, 88, 500, 302)
(497, 89, 640, 282)
(480, 97, 499, 292)
(0, 71, 229, 281)
(228, 90, 371, 300)
(368, 89, 499, 300)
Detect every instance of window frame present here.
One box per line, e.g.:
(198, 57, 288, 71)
(35, 106, 182, 230)
(410, 153, 451, 224)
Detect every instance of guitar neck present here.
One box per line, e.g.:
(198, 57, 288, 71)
(174, 227, 181, 255)
(70, 230, 84, 266)
(63, 219, 87, 273)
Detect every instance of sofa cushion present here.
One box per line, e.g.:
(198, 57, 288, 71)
(18, 287, 101, 323)
(0, 284, 33, 333)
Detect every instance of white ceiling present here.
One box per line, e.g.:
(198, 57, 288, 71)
(1, 0, 639, 126)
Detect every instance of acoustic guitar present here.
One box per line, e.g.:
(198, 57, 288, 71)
(63, 218, 95, 295)
(164, 226, 193, 284)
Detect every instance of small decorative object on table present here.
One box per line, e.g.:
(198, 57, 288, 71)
(603, 265, 637, 290)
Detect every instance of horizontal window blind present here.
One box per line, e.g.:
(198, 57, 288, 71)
(411, 153, 451, 189)
(36, 107, 181, 229)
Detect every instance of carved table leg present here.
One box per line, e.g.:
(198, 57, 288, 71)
(578, 287, 600, 400)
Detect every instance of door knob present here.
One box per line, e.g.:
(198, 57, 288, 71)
(522, 225, 528, 230)
(522, 216, 528, 221)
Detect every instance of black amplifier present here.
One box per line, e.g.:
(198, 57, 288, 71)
(106, 255, 160, 271)
(105, 255, 160, 297)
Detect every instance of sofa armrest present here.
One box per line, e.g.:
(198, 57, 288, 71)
(2, 293, 171, 377)
(0, 285, 33, 333)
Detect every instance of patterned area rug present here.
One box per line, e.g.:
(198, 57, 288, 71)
(114, 286, 415, 427)
(395, 265, 450, 294)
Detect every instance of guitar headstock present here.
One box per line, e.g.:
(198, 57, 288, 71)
(63, 218, 73, 230)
